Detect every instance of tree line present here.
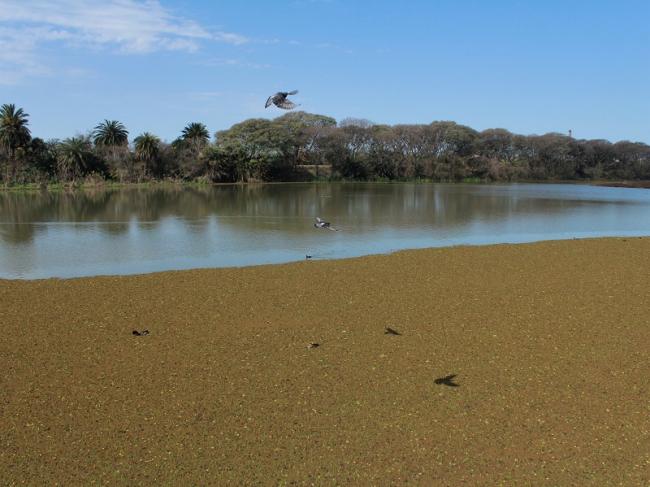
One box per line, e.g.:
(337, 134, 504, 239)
(1, 103, 649, 186)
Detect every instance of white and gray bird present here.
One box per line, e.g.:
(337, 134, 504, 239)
(265, 90, 299, 110)
(314, 217, 339, 231)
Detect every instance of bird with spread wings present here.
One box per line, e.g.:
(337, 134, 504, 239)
(265, 90, 299, 110)
(314, 217, 339, 231)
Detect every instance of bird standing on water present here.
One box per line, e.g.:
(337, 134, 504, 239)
(265, 90, 299, 110)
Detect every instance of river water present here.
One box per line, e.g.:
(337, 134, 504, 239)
(1, 182, 649, 279)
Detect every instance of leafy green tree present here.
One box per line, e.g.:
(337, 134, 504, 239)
(612, 141, 650, 179)
(526, 133, 577, 179)
(199, 145, 244, 182)
(3, 105, 650, 184)
(333, 124, 373, 179)
(367, 125, 399, 179)
(273, 111, 336, 166)
(26, 138, 58, 180)
(215, 118, 297, 181)
(582, 140, 614, 179)
(478, 129, 516, 161)
(0, 104, 31, 182)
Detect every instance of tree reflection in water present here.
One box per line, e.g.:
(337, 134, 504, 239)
(1, 183, 648, 278)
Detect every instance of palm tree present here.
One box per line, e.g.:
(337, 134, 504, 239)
(0, 104, 31, 182)
(92, 119, 131, 180)
(181, 122, 210, 157)
(93, 120, 128, 147)
(181, 122, 210, 147)
(134, 132, 161, 177)
(134, 132, 160, 161)
(171, 137, 185, 151)
(56, 137, 93, 181)
(177, 123, 210, 177)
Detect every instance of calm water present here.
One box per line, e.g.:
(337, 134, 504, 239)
(1, 183, 649, 279)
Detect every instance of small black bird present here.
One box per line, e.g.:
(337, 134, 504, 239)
(306, 254, 312, 259)
(132, 329, 150, 336)
(265, 90, 299, 110)
(307, 342, 320, 349)
(384, 327, 401, 336)
(434, 374, 459, 387)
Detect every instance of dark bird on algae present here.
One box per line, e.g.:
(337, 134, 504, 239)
(265, 90, 299, 110)
(434, 374, 459, 387)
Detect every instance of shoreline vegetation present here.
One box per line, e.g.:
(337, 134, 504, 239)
(3, 177, 650, 193)
(2, 237, 650, 484)
(2, 103, 650, 189)
(3, 178, 650, 193)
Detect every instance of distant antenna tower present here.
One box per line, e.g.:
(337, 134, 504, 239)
(568, 129, 573, 138)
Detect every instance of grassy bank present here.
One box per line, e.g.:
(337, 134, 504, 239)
(0, 179, 215, 193)
(3, 178, 650, 193)
(1, 237, 650, 484)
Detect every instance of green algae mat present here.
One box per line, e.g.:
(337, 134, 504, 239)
(1, 238, 649, 484)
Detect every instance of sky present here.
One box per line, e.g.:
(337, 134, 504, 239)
(1, 0, 648, 144)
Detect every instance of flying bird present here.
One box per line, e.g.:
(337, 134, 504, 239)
(434, 374, 459, 387)
(314, 217, 339, 231)
(265, 90, 299, 110)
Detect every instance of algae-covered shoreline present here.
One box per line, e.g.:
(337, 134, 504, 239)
(1, 238, 650, 484)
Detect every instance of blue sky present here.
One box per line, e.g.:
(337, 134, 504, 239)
(1, 0, 648, 143)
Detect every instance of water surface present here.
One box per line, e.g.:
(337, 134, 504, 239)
(1, 183, 649, 279)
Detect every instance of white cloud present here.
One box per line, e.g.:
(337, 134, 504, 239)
(0, 26, 61, 84)
(0, 0, 249, 83)
(214, 31, 249, 46)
